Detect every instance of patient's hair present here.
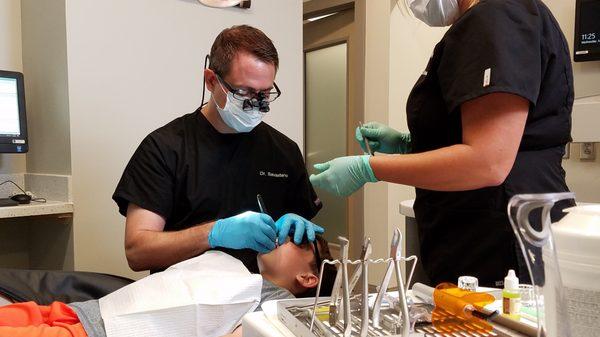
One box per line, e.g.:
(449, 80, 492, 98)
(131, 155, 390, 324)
(209, 25, 279, 77)
(297, 235, 338, 298)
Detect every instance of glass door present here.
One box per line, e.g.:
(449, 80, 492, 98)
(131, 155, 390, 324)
(305, 42, 348, 241)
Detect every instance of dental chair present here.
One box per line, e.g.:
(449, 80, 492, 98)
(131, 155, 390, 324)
(0, 268, 134, 305)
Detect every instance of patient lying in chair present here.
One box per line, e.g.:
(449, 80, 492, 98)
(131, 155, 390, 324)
(0, 236, 336, 337)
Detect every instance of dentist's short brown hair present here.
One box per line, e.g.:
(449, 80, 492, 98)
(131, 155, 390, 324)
(209, 25, 279, 76)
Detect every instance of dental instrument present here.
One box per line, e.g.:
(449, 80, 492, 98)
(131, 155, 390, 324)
(348, 237, 373, 294)
(256, 194, 267, 214)
(339, 237, 352, 337)
(391, 229, 411, 337)
(360, 238, 372, 337)
(371, 228, 401, 328)
(358, 121, 375, 156)
(257, 193, 277, 246)
(328, 254, 343, 327)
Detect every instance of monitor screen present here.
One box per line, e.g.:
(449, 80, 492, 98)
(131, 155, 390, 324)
(0, 70, 27, 153)
(575, 0, 600, 62)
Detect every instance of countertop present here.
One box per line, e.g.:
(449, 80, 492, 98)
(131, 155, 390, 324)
(0, 201, 74, 219)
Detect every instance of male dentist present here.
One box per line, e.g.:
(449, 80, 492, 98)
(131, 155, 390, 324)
(113, 25, 324, 273)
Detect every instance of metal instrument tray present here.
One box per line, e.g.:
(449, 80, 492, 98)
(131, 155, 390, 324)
(277, 297, 511, 337)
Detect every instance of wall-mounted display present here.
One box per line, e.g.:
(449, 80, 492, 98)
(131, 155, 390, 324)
(575, 0, 600, 62)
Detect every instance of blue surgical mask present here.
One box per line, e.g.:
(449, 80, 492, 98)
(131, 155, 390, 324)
(213, 82, 264, 133)
(408, 0, 460, 27)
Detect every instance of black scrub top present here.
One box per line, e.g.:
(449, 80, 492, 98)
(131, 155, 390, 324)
(113, 109, 322, 273)
(406, 0, 574, 287)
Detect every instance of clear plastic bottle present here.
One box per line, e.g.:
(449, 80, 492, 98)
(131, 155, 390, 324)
(502, 269, 521, 319)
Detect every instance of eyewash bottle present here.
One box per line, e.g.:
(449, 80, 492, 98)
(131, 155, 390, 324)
(502, 270, 521, 319)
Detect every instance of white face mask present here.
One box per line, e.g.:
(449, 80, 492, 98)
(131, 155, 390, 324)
(408, 0, 460, 27)
(213, 81, 264, 133)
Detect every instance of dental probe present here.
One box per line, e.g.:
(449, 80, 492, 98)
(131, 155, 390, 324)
(358, 121, 375, 156)
(257, 194, 267, 214)
(257, 194, 278, 247)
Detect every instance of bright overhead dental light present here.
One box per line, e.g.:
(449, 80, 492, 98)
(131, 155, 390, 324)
(197, 0, 251, 8)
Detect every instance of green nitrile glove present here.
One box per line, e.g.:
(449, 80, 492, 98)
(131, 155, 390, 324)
(309, 155, 378, 197)
(355, 122, 411, 154)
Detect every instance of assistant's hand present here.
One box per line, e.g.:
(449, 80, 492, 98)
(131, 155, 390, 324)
(275, 213, 325, 245)
(209, 211, 277, 253)
(309, 155, 378, 197)
(355, 122, 411, 154)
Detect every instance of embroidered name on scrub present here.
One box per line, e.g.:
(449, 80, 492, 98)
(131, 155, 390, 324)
(259, 171, 289, 178)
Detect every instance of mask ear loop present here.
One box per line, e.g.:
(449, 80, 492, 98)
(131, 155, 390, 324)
(200, 54, 210, 108)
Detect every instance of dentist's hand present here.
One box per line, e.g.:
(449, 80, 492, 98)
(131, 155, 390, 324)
(276, 213, 325, 245)
(356, 122, 411, 154)
(209, 211, 277, 253)
(309, 155, 378, 197)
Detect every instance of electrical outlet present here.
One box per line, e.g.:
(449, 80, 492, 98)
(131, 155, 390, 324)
(580, 143, 595, 161)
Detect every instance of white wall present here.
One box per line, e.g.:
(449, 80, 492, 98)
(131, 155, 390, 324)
(0, 0, 26, 174)
(21, 0, 71, 175)
(361, 0, 391, 283)
(64, 0, 303, 278)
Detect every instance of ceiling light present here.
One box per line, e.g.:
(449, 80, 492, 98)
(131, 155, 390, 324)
(307, 12, 337, 22)
(197, 0, 251, 9)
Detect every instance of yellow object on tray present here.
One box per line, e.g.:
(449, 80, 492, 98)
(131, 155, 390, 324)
(433, 283, 496, 318)
(432, 283, 496, 333)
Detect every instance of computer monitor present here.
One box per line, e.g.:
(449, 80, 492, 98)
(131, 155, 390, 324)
(574, 0, 600, 62)
(0, 70, 28, 153)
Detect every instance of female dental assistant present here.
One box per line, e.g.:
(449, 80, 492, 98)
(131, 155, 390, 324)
(310, 0, 574, 287)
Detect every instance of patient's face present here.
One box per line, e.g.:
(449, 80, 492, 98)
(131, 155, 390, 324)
(258, 239, 315, 277)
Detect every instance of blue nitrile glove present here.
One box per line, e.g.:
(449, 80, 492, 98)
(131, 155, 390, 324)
(208, 211, 277, 253)
(275, 213, 325, 245)
(309, 155, 378, 197)
(355, 122, 411, 154)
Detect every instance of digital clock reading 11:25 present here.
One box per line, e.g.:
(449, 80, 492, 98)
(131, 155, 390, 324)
(581, 32, 598, 44)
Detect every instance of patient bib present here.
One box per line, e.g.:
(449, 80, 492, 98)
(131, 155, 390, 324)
(99, 251, 262, 337)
